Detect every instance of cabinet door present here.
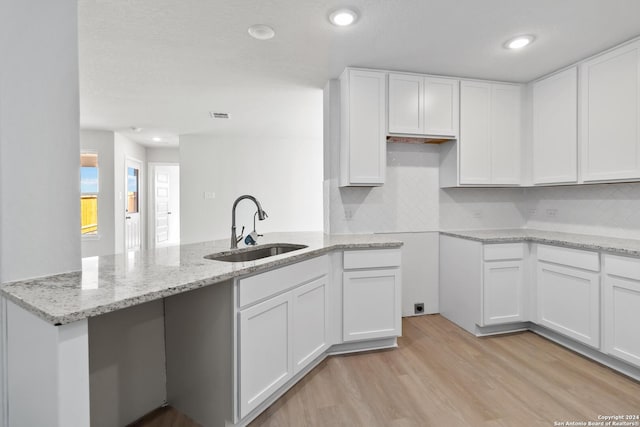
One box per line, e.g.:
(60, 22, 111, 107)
(490, 84, 521, 185)
(483, 260, 525, 325)
(580, 41, 640, 181)
(460, 81, 491, 184)
(340, 69, 386, 186)
(238, 293, 292, 418)
(424, 77, 459, 137)
(533, 67, 578, 184)
(292, 277, 329, 374)
(388, 73, 423, 134)
(343, 268, 401, 342)
(604, 275, 640, 367)
(536, 262, 600, 348)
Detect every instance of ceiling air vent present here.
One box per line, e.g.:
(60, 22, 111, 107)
(209, 112, 230, 119)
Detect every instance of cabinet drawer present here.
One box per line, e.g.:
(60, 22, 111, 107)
(483, 243, 525, 261)
(605, 254, 640, 280)
(537, 244, 599, 271)
(238, 256, 328, 308)
(343, 249, 401, 270)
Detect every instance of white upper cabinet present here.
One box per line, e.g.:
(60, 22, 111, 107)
(388, 73, 459, 137)
(491, 84, 522, 184)
(339, 68, 386, 187)
(460, 81, 492, 184)
(424, 77, 459, 137)
(580, 40, 640, 182)
(388, 74, 424, 134)
(532, 67, 578, 185)
(459, 81, 521, 185)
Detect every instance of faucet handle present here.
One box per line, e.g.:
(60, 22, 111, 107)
(235, 226, 245, 244)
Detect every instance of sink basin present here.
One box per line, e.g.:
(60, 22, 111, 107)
(204, 243, 308, 262)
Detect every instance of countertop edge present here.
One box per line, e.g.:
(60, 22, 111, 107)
(0, 240, 403, 326)
(439, 231, 640, 257)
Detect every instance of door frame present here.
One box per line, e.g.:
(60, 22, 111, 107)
(124, 156, 143, 253)
(147, 162, 180, 249)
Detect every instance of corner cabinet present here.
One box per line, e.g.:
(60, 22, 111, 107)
(388, 73, 459, 138)
(580, 39, 640, 182)
(441, 81, 522, 187)
(532, 67, 578, 185)
(339, 68, 386, 187)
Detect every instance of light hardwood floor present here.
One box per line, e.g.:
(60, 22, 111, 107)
(140, 315, 640, 426)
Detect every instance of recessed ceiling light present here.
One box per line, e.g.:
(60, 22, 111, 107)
(152, 137, 162, 142)
(504, 35, 535, 50)
(248, 24, 275, 40)
(329, 8, 358, 26)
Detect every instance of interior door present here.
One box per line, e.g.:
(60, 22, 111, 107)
(153, 165, 180, 248)
(125, 159, 142, 251)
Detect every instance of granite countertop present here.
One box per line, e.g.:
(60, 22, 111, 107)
(0, 232, 402, 326)
(441, 228, 640, 256)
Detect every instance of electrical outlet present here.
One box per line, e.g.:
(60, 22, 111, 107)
(203, 191, 216, 200)
(528, 208, 537, 216)
(546, 208, 558, 217)
(414, 303, 424, 315)
(344, 209, 353, 220)
(472, 210, 483, 219)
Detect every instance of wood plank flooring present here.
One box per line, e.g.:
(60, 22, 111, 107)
(140, 315, 640, 426)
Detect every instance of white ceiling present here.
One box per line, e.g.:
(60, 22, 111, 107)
(78, 0, 640, 147)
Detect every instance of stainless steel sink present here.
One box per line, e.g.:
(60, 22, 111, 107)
(204, 243, 308, 262)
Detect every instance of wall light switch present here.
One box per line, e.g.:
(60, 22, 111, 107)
(203, 191, 216, 200)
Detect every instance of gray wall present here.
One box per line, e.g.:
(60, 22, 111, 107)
(0, 0, 81, 282)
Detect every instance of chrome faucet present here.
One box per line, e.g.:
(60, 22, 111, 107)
(230, 195, 267, 249)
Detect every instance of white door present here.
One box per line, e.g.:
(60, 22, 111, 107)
(292, 276, 328, 374)
(580, 40, 640, 181)
(490, 83, 521, 185)
(532, 67, 578, 184)
(424, 77, 459, 137)
(388, 73, 424, 134)
(536, 261, 600, 348)
(238, 293, 293, 418)
(152, 165, 180, 248)
(342, 268, 401, 342)
(460, 81, 492, 185)
(483, 260, 525, 325)
(125, 159, 142, 251)
(604, 274, 640, 367)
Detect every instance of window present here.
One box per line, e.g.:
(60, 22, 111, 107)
(81, 153, 99, 235)
(127, 166, 139, 214)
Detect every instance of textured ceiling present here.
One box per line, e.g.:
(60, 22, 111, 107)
(78, 0, 640, 146)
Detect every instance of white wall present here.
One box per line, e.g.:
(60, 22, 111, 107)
(0, 0, 81, 282)
(180, 134, 323, 244)
(439, 187, 527, 230)
(114, 133, 147, 253)
(80, 130, 115, 257)
(146, 147, 179, 164)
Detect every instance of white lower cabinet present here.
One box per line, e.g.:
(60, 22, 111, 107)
(603, 254, 640, 368)
(536, 246, 600, 348)
(483, 260, 525, 325)
(343, 269, 401, 341)
(342, 249, 402, 342)
(239, 292, 293, 418)
(292, 277, 329, 374)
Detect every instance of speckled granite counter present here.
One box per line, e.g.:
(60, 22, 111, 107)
(441, 229, 640, 257)
(0, 232, 402, 326)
